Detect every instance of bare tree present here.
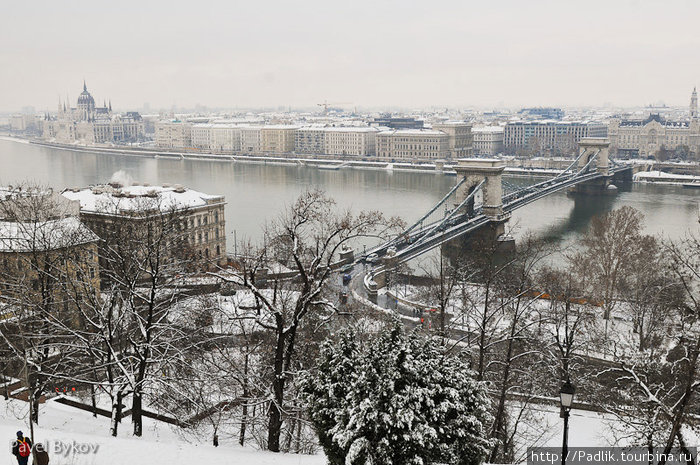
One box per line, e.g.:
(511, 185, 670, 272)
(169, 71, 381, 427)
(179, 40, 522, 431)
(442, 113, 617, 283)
(574, 206, 651, 322)
(538, 266, 593, 383)
(94, 195, 205, 437)
(487, 236, 551, 463)
(0, 185, 99, 433)
(215, 189, 400, 452)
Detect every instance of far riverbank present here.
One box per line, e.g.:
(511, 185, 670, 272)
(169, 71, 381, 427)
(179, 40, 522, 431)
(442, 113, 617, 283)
(2, 135, 699, 185)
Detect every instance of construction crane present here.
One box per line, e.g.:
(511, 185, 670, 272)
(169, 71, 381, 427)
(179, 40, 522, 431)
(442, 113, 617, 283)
(317, 100, 352, 115)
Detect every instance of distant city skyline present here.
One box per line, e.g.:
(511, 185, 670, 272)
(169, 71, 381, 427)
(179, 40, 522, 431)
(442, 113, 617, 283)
(2, 0, 699, 112)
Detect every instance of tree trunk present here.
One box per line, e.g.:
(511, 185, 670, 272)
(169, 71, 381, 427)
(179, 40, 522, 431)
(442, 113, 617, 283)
(239, 354, 249, 447)
(477, 284, 491, 381)
(132, 389, 143, 437)
(285, 415, 296, 451)
(110, 392, 122, 437)
(90, 384, 97, 418)
(31, 393, 40, 424)
(239, 402, 247, 446)
(267, 330, 286, 452)
(295, 412, 303, 454)
(490, 308, 517, 463)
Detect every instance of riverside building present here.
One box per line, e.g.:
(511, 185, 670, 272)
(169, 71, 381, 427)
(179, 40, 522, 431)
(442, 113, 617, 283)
(472, 126, 504, 156)
(42, 82, 144, 144)
(295, 127, 379, 156)
(376, 129, 450, 160)
(608, 88, 700, 159)
(504, 120, 607, 155)
(62, 183, 227, 268)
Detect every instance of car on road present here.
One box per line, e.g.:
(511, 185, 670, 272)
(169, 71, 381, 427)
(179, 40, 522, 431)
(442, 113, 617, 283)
(340, 263, 354, 273)
(366, 253, 379, 264)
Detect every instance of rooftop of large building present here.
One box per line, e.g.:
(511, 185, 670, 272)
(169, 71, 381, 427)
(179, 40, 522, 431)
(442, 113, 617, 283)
(0, 186, 80, 221)
(296, 126, 379, 133)
(472, 126, 505, 133)
(0, 216, 98, 252)
(617, 113, 691, 128)
(432, 121, 472, 127)
(506, 119, 604, 126)
(377, 129, 447, 136)
(61, 183, 224, 216)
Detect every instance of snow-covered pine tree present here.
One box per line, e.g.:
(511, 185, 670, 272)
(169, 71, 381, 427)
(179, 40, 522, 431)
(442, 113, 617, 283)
(302, 331, 359, 464)
(303, 320, 493, 465)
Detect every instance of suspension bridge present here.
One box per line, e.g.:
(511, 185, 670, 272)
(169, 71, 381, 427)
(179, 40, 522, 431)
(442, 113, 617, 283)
(344, 138, 639, 294)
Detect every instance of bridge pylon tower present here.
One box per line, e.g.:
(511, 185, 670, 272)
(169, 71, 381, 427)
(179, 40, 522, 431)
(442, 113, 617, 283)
(577, 137, 610, 176)
(453, 158, 512, 244)
(569, 137, 617, 195)
(453, 158, 508, 221)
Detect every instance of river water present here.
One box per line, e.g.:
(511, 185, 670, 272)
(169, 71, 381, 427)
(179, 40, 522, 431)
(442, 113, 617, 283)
(0, 138, 698, 256)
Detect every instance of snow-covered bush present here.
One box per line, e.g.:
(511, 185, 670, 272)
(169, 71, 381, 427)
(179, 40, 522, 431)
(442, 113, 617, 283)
(302, 321, 493, 465)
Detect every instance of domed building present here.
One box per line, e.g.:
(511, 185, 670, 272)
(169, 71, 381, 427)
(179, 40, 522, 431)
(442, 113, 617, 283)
(76, 81, 96, 121)
(42, 81, 143, 144)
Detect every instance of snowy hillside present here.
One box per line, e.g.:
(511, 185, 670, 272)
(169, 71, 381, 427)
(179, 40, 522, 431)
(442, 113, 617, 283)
(0, 393, 631, 465)
(0, 397, 325, 465)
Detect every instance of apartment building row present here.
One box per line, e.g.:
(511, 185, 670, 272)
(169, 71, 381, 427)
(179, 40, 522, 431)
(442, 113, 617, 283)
(159, 122, 297, 154)
(503, 120, 607, 155)
(155, 121, 473, 160)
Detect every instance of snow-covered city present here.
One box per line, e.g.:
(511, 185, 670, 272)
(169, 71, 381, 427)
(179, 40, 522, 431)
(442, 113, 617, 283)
(1, 2, 700, 465)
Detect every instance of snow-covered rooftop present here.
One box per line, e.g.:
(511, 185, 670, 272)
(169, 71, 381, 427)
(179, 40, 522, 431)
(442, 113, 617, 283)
(378, 129, 447, 136)
(62, 184, 224, 216)
(0, 216, 98, 252)
(296, 126, 378, 133)
(472, 126, 504, 133)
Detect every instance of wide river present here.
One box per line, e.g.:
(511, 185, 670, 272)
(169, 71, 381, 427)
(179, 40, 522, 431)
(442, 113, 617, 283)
(1, 138, 698, 259)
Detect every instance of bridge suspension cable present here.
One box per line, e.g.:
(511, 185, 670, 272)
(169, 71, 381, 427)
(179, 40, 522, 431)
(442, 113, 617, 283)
(550, 148, 599, 182)
(401, 179, 485, 253)
(502, 149, 601, 204)
(394, 176, 466, 241)
(572, 150, 600, 177)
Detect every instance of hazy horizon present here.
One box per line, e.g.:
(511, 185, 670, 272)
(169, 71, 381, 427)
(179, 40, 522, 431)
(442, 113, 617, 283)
(2, 0, 699, 113)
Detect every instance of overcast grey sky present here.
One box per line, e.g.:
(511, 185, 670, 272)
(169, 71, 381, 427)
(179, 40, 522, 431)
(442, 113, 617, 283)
(1, 0, 699, 112)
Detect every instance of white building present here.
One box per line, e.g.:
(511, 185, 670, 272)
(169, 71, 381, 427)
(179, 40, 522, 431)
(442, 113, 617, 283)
(190, 124, 213, 149)
(376, 129, 450, 160)
(325, 127, 378, 157)
(210, 125, 242, 152)
(155, 120, 192, 149)
(504, 120, 607, 155)
(472, 126, 504, 156)
(240, 126, 263, 153)
(295, 127, 326, 155)
(62, 183, 227, 266)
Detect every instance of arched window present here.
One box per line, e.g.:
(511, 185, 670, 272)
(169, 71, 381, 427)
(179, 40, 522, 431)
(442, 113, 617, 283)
(648, 129, 657, 145)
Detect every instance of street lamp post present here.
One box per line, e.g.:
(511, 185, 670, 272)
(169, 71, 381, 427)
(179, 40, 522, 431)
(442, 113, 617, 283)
(559, 379, 576, 465)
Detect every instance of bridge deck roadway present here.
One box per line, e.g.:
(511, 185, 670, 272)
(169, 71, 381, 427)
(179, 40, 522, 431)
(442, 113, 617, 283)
(358, 165, 631, 268)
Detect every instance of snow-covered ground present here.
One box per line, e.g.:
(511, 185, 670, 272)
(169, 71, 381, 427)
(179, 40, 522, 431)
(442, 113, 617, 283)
(389, 282, 673, 362)
(0, 388, 659, 465)
(635, 170, 700, 183)
(0, 397, 325, 465)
